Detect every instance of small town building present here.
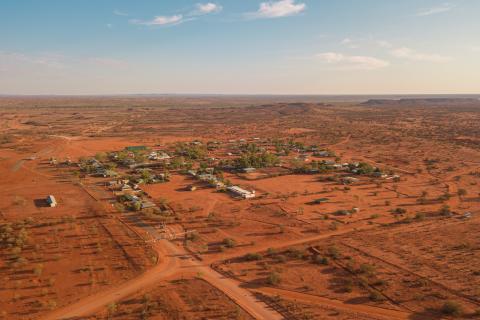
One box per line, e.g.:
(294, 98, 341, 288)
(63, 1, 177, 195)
(342, 176, 359, 184)
(125, 146, 147, 151)
(205, 167, 215, 174)
(125, 194, 140, 202)
(46, 195, 57, 207)
(227, 186, 255, 199)
(198, 173, 216, 182)
(141, 200, 156, 209)
(157, 152, 171, 160)
(315, 151, 330, 157)
(148, 152, 158, 160)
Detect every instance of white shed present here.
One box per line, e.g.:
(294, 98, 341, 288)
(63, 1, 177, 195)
(46, 195, 57, 207)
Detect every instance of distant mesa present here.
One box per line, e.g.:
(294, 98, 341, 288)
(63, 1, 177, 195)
(361, 98, 480, 107)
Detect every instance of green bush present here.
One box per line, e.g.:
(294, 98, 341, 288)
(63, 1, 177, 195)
(266, 272, 281, 285)
(439, 205, 451, 216)
(415, 212, 426, 220)
(327, 246, 340, 259)
(313, 256, 329, 265)
(266, 248, 277, 256)
(244, 253, 263, 261)
(358, 263, 376, 276)
(223, 238, 236, 248)
(369, 291, 385, 302)
(392, 207, 406, 215)
(441, 301, 462, 316)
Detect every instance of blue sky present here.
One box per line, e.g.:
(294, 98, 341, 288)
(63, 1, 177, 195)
(1, 0, 479, 94)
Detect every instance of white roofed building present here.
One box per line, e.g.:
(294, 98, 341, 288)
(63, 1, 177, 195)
(227, 186, 255, 199)
(46, 195, 57, 207)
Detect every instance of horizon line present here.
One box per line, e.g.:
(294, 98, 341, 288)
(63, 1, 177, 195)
(1, 93, 480, 98)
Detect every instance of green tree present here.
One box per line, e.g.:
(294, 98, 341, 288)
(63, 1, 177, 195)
(140, 169, 153, 183)
(266, 272, 281, 285)
(439, 204, 451, 216)
(94, 152, 107, 162)
(223, 238, 236, 248)
(457, 188, 467, 200)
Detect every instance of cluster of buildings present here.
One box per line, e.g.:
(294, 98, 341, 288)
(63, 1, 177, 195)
(80, 158, 118, 178)
(106, 179, 158, 211)
(187, 170, 256, 199)
(109, 146, 172, 169)
(187, 170, 225, 189)
(107, 179, 140, 196)
(123, 194, 157, 210)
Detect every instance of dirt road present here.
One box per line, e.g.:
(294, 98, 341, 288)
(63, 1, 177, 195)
(206, 220, 376, 263)
(42, 215, 388, 320)
(254, 286, 412, 320)
(41, 242, 179, 320)
(41, 239, 282, 320)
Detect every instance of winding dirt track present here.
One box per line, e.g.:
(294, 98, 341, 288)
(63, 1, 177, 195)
(253, 287, 411, 320)
(41, 220, 417, 320)
(41, 239, 282, 320)
(41, 242, 179, 320)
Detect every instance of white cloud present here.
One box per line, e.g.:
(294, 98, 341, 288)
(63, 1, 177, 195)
(130, 3, 221, 27)
(131, 15, 184, 26)
(390, 47, 452, 63)
(317, 52, 389, 70)
(416, 3, 455, 16)
(114, 9, 128, 16)
(248, 0, 306, 19)
(471, 46, 480, 52)
(195, 3, 222, 15)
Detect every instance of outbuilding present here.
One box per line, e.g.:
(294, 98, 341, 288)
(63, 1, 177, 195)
(46, 195, 57, 207)
(227, 186, 255, 199)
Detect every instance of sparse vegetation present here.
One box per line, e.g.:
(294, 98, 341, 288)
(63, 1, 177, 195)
(441, 301, 463, 316)
(266, 272, 281, 285)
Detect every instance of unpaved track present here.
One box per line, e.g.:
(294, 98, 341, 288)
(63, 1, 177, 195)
(253, 286, 412, 320)
(197, 264, 283, 320)
(41, 221, 381, 320)
(41, 239, 282, 320)
(206, 222, 376, 264)
(41, 242, 179, 320)
(41, 218, 381, 320)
